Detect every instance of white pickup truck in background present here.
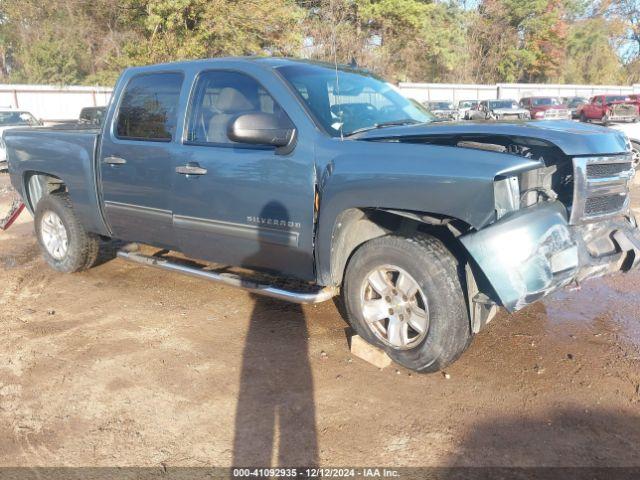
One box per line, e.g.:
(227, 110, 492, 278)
(609, 122, 640, 171)
(0, 108, 42, 172)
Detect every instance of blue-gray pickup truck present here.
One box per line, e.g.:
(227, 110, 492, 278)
(5, 58, 640, 372)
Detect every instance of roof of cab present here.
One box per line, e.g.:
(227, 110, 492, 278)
(123, 56, 371, 75)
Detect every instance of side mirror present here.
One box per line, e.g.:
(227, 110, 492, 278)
(228, 112, 295, 148)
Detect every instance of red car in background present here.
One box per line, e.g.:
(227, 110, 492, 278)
(577, 94, 639, 125)
(519, 96, 571, 120)
(626, 94, 640, 111)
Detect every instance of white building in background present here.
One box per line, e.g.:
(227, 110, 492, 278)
(2, 80, 640, 122)
(398, 82, 640, 104)
(0, 84, 112, 122)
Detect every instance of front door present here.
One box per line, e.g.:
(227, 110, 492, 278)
(172, 70, 316, 280)
(100, 71, 184, 249)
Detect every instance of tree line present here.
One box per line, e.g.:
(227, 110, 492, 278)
(0, 0, 638, 86)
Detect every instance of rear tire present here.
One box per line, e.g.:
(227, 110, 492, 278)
(35, 192, 100, 273)
(343, 234, 472, 373)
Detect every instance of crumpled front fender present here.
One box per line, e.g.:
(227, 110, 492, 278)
(461, 201, 640, 313)
(460, 202, 579, 312)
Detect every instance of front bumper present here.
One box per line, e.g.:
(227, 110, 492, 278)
(460, 201, 640, 312)
(608, 115, 637, 122)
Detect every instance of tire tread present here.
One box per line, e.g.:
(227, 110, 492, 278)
(343, 233, 472, 373)
(35, 192, 100, 273)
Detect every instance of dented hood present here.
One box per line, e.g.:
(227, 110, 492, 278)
(352, 120, 629, 156)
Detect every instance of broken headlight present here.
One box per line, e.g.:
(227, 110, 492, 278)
(494, 176, 520, 219)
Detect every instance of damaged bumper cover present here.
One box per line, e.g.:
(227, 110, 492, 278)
(461, 201, 640, 312)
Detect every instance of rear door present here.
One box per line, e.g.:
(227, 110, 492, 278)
(171, 69, 316, 280)
(99, 71, 184, 249)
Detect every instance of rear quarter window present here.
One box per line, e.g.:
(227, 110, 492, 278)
(115, 72, 183, 141)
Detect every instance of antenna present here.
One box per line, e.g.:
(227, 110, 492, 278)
(329, 0, 343, 140)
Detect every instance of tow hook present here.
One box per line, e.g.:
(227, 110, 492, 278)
(0, 198, 25, 231)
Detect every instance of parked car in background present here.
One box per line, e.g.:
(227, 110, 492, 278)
(469, 99, 530, 121)
(624, 94, 640, 115)
(78, 106, 106, 126)
(577, 95, 639, 125)
(608, 122, 640, 169)
(0, 108, 41, 171)
(5, 58, 640, 373)
(563, 96, 588, 119)
(423, 101, 457, 120)
(457, 100, 479, 120)
(519, 97, 570, 120)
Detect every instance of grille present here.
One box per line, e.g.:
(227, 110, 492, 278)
(544, 109, 569, 118)
(584, 194, 627, 216)
(586, 162, 633, 178)
(570, 154, 634, 224)
(611, 104, 636, 116)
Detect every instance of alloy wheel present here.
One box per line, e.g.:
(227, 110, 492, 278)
(41, 211, 69, 260)
(360, 265, 429, 350)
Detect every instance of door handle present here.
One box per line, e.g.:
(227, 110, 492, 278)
(176, 163, 207, 176)
(104, 156, 127, 165)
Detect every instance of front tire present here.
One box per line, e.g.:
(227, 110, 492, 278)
(35, 192, 100, 273)
(343, 234, 472, 373)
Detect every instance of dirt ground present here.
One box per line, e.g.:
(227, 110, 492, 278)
(1, 173, 640, 469)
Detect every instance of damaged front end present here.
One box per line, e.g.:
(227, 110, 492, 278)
(461, 152, 640, 315)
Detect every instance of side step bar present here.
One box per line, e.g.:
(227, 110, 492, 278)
(117, 250, 339, 304)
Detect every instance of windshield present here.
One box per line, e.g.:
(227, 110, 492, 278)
(605, 95, 628, 103)
(277, 64, 434, 136)
(428, 102, 454, 110)
(531, 97, 561, 106)
(0, 111, 38, 126)
(489, 100, 518, 109)
(568, 97, 586, 107)
(459, 100, 477, 108)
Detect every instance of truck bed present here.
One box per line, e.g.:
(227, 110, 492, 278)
(4, 127, 109, 236)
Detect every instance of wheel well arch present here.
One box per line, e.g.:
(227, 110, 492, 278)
(328, 207, 472, 287)
(23, 172, 66, 212)
(327, 207, 500, 334)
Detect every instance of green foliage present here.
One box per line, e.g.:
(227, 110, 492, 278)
(12, 38, 84, 85)
(0, 0, 635, 85)
(564, 17, 625, 84)
(121, 0, 304, 66)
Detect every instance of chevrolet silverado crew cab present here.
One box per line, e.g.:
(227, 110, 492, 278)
(5, 58, 640, 372)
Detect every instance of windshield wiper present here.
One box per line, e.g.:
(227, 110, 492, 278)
(344, 119, 423, 137)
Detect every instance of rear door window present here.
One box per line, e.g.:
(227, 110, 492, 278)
(116, 72, 183, 141)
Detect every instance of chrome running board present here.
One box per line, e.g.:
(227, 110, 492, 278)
(116, 250, 339, 304)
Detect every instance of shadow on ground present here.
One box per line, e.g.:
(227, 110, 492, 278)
(232, 201, 318, 467)
(439, 408, 640, 480)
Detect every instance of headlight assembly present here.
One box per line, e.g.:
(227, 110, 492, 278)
(494, 176, 520, 219)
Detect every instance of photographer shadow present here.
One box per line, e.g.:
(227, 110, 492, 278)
(232, 201, 318, 467)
